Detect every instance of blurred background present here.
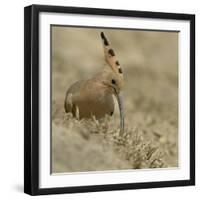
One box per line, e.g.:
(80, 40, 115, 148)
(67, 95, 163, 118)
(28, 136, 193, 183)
(51, 26, 178, 173)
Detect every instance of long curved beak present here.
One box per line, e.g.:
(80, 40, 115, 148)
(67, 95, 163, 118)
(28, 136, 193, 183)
(115, 92, 125, 134)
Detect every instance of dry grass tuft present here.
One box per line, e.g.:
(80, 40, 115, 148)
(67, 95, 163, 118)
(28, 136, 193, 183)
(52, 112, 165, 173)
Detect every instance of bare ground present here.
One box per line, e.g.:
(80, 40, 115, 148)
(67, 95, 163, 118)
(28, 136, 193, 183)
(51, 27, 178, 173)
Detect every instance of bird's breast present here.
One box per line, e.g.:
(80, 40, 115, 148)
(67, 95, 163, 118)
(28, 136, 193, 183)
(76, 88, 115, 119)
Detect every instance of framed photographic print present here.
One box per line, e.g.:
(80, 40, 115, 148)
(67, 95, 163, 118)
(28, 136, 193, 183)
(24, 4, 195, 195)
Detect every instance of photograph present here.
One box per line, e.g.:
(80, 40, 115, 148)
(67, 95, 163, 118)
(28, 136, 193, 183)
(24, 5, 195, 195)
(51, 26, 178, 173)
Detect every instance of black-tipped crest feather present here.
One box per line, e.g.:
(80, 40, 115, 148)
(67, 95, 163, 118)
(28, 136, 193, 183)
(108, 49, 115, 56)
(100, 32, 109, 46)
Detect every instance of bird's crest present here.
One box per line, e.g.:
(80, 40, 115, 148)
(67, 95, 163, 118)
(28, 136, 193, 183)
(100, 32, 123, 78)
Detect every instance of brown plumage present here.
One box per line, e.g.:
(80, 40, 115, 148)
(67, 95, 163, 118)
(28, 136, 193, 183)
(64, 32, 125, 133)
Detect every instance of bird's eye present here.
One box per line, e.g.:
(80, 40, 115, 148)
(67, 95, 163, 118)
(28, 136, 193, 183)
(111, 79, 116, 84)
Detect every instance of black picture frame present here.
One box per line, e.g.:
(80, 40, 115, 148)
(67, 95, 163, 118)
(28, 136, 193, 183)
(24, 4, 195, 196)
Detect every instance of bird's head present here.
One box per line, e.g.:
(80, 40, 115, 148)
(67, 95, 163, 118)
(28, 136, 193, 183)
(100, 32, 125, 134)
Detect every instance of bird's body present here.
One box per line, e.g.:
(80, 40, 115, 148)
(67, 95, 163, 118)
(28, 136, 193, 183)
(64, 32, 125, 133)
(65, 77, 114, 119)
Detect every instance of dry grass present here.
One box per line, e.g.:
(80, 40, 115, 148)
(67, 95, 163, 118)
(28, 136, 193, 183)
(51, 27, 178, 173)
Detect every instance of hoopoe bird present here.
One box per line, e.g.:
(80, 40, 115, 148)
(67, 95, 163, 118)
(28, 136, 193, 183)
(64, 32, 124, 134)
